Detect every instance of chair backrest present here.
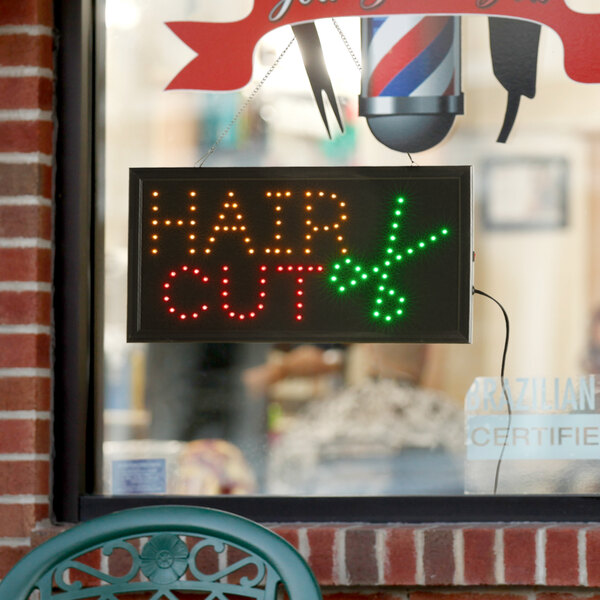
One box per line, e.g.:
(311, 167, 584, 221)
(0, 505, 322, 600)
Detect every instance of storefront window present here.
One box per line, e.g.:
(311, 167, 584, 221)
(100, 0, 600, 497)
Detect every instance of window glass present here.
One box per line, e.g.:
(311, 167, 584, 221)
(101, 0, 600, 496)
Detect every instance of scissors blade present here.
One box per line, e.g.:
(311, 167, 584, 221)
(292, 22, 344, 139)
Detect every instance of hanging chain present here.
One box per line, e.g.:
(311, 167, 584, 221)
(197, 21, 417, 167)
(332, 18, 362, 72)
(196, 37, 297, 167)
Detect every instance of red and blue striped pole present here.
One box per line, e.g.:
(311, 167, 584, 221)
(359, 16, 464, 153)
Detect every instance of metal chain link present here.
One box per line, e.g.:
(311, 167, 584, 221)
(332, 18, 362, 72)
(196, 21, 365, 166)
(196, 37, 297, 167)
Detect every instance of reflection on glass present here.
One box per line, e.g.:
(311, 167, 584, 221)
(267, 344, 464, 495)
(101, 1, 600, 495)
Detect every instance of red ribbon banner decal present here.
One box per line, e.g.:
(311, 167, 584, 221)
(165, 0, 600, 90)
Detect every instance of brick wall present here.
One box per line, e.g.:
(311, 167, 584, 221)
(0, 0, 54, 578)
(273, 524, 600, 588)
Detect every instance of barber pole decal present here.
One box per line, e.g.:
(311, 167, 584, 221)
(365, 16, 458, 99)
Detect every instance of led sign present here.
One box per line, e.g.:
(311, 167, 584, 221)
(128, 166, 472, 342)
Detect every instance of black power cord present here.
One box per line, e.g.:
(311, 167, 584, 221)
(473, 288, 511, 494)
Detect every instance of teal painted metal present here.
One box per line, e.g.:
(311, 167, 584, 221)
(0, 505, 322, 600)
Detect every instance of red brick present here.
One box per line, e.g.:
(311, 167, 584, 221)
(188, 535, 219, 578)
(0, 120, 53, 154)
(325, 595, 405, 600)
(346, 527, 378, 585)
(109, 540, 141, 579)
(587, 529, 600, 586)
(0, 376, 50, 411)
(0, 0, 53, 27)
(536, 594, 583, 600)
(385, 527, 416, 585)
(0, 503, 48, 538)
(0, 545, 31, 578)
(546, 527, 579, 586)
(226, 545, 255, 585)
(423, 528, 454, 585)
(0, 205, 51, 239)
(0, 418, 50, 453)
(0, 248, 51, 282)
(0, 460, 49, 495)
(30, 524, 68, 547)
(0, 163, 52, 198)
(0, 291, 51, 326)
(307, 527, 336, 586)
(0, 35, 53, 69)
(504, 527, 537, 585)
(0, 334, 50, 368)
(464, 528, 496, 585)
(271, 525, 300, 549)
(0, 77, 52, 110)
(69, 549, 103, 588)
(412, 594, 526, 600)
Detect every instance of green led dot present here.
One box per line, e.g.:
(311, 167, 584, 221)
(361, 274, 368, 280)
(376, 298, 383, 304)
(355, 265, 361, 272)
(379, 285, 385, 291)
(395, 210, 402, 216)
(442, 228, 448, 235)
(330, 276, 337, 282)
(385, 315, 392, 322)
(382, 273, 388, 279)
(407, 248, 413, 254)
(373, 267, 379, 273)
(419, 242, 425, 248)
(388, 289, 395, 296)
(397, 197, 404, 204)
(387, 248, 393, 254)
(390, 235, 396, 241)
(384, 260, 391, 266)
(392, 223, 399, 229)
(373, 311, 380, 318)
(430, 235, 437, 242)
(351, 280, 357, 286)
(396, 255, 402, 261)
(397, 309, 403, 315)
(345, 258, 352, 264)
(399, 297, 405, 303)
(339, 286, 346, 292)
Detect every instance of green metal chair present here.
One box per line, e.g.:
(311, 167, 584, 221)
(0, 505, 322, 600)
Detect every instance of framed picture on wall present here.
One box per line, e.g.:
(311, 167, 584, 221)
(481, 156, 568, 230)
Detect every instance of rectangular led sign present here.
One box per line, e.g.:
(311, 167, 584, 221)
(128, 166, 473, 343)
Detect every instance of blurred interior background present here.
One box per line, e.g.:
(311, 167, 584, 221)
(100, 0, 600, 496)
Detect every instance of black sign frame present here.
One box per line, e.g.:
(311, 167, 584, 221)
(128, 166, 473, 343)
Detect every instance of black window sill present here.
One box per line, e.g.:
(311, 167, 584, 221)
(79, 495, 600, 523)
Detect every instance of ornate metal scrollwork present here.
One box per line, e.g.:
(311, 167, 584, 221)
(40, 532, 278, 600)
(188, 535, 267, 587)
(53, 539, 140, 593)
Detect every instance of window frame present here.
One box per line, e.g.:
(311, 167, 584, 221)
(53, 0, 99, 524)
(53, 0, 600, 524)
